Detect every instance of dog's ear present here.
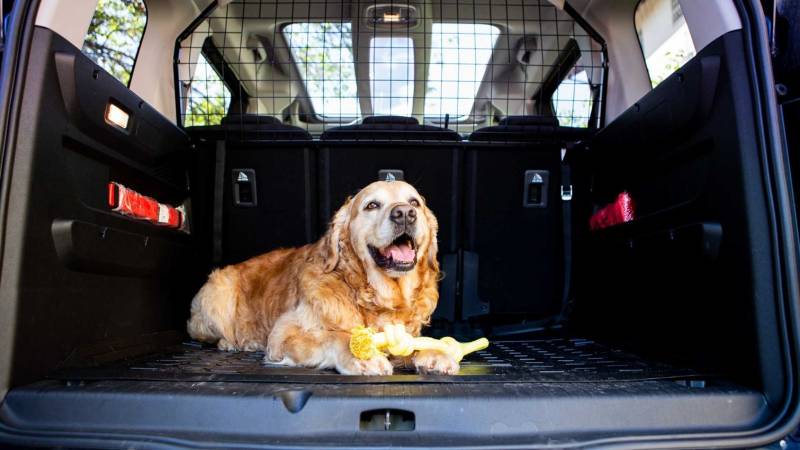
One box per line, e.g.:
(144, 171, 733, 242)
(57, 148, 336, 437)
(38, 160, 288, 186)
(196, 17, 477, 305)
(322, 196, 352, 273)
(422, 201, 440, 273)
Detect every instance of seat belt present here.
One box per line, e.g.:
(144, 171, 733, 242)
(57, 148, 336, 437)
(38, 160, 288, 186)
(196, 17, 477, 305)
(557, 145, 574, 323)
(212, 140, 226, 265)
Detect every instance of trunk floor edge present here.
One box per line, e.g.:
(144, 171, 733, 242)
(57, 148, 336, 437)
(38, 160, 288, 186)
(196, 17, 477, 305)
(50, 338, 710, 384)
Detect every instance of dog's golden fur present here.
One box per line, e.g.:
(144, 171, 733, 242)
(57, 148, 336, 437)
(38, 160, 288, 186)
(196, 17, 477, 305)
(187, 181, 457, 375)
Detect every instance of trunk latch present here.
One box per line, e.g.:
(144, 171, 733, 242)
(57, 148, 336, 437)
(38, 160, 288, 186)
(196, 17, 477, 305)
(232, 169, 257, 207)
(360, 409, 415, 431)
(523, 170, 549, 208)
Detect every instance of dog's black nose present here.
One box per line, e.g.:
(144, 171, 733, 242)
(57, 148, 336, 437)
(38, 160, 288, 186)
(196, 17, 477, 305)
(390, 204, 417, 225)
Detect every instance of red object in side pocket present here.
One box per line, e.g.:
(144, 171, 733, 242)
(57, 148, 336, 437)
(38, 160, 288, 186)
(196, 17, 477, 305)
(589, 192, 636, 230)
(107, 182, 183, 228)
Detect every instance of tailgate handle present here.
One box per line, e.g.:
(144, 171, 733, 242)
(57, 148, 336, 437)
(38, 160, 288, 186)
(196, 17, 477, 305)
(360, 409, 415, 431)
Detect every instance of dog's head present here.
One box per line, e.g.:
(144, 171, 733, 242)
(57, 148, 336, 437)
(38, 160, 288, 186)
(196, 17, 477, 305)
(323, 180, 438, 278)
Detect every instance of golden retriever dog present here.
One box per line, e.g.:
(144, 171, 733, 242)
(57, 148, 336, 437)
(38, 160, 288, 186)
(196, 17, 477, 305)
(187, 180, 458, 375)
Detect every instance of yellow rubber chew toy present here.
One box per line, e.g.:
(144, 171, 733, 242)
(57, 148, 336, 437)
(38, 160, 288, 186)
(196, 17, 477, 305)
(349, 324, 489, 362)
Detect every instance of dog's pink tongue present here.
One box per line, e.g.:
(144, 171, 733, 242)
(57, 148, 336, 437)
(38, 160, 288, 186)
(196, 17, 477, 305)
(386, 243, 415, 262)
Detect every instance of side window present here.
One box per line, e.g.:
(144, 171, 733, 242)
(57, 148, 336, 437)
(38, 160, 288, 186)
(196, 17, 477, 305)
(552, 69, 593, 128)
(635, 0, 696, 88)
(81, 0, 147, 86)
(184, 53, 232, 126)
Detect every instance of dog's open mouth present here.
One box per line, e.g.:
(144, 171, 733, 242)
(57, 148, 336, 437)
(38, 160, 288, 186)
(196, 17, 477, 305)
(368, 233, 417, 271)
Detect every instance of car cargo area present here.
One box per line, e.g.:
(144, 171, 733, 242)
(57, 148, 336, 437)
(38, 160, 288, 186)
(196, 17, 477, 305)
(0, 0, 796, 448)
(4, 343, 765, 447)
(45, 337, 706, 383)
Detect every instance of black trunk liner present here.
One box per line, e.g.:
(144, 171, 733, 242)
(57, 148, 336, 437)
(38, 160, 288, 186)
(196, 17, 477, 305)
(52, 338, 707, 384)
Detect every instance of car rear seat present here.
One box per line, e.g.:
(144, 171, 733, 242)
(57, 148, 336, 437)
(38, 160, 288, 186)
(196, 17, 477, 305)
(463, 116, 590, 321)
(320, 116, 462, 320)
(188, 114, 315, 265)
(319, 115, 464, 141)
(468, 115, 592, 143)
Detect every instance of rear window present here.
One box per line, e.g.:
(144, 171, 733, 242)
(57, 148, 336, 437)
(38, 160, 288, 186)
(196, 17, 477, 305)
(81, 0, 147, 87)
(424, 23, 501, 121)
(175, 1, 606, 131)
(635, 0, 697, 88)
(370, 37, 414, 117)
(284, 23, 360, 118)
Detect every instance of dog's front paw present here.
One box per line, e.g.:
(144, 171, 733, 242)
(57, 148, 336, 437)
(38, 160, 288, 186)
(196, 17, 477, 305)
(217, 338, 238, 351)
(339, 354, 394, 375)
(413, 350, 460, 375)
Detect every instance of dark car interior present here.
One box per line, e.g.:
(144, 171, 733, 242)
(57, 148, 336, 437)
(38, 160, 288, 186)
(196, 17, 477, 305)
(0, 0, 798, 448)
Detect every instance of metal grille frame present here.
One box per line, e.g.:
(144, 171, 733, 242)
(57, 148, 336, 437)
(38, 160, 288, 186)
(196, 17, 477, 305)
(173, 0, 608, 139)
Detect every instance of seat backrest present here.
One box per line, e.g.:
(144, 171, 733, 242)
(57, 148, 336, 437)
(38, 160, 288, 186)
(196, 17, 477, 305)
(320, 116, 462, 141)
(319, 117, 462, 320)
(188, 115, 316, 265)
(469, 115, 592, 143)
(219, 113, 313, 141)
(318, 117, 461, 250)
(461, 116, 584, 320)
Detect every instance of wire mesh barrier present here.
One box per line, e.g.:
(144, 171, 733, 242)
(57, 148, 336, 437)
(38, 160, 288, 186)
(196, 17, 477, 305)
(175, 0, 605, 140)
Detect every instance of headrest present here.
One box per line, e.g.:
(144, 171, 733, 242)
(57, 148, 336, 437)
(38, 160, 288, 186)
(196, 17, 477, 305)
(498, 115, 559, 127)
(362, 115, 419, 125)
(320, 123, 461, 141)
(221, 114, 281, 125)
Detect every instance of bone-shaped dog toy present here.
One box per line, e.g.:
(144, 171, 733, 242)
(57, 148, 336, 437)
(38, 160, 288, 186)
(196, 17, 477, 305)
(349, 324, 489, 362)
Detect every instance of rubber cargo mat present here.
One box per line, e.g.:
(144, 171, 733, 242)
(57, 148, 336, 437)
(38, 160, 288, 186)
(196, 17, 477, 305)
(50, 338, 709, 384)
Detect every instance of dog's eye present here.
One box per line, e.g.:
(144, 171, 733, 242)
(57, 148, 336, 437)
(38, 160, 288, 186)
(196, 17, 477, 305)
(409, 198, 420, 207)
(365, 201, 380, 210)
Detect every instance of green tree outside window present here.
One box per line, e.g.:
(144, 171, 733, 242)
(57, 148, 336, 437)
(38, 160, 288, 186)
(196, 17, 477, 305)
(82, 0, 147, 87)
(184, 53, 231, 126)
